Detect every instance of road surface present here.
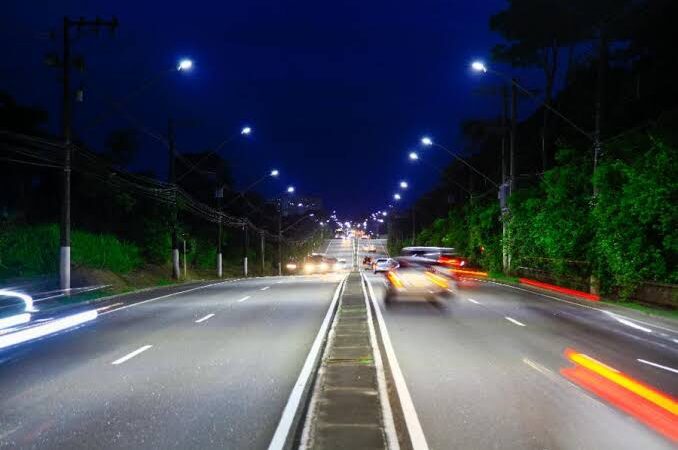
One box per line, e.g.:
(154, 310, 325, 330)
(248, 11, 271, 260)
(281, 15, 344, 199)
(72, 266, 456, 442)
(361, 238, 677, 450)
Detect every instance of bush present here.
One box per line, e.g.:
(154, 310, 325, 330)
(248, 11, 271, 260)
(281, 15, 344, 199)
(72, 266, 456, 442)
(0, 223, 141, 279)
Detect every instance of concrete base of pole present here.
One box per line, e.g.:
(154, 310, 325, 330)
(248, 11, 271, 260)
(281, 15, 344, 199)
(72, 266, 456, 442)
(172, 249, 180, 279)
(244, 257, 248, 277)
(60, 246, 71, 292)
(217, 252, 223, 278)
(278, 262, 282, 276)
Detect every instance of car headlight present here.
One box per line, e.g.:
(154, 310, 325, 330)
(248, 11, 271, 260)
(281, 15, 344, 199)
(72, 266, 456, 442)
(304, 263, 315, 272)
(286, 263, 297, 270)
(319, 262, 329, 271)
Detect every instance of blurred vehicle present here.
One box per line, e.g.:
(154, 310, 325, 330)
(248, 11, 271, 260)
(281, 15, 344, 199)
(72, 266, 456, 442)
(335, 258, 348, 271)
(363, 256, 373, 268)
(285, 260, 299, 273)
(383, 257, 453, 303)
(361, 235, 369, 240)
(365, 244, 377, 253)
(373, 258, 396, 273)
(303, 254, 339, 274)
(0, 290, 34, 331)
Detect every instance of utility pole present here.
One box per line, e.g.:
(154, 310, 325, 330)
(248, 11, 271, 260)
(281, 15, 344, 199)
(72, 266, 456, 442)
(501, 84, 509, 274)
(183, 239, 187, 279)
(59, 16, 118, 292)
(243, 224, 249, 277)
(506, 79, 518, 273)
(216, 186, 223, 278)
(260, 231, 265, 275)
(168, 118, 180, 279)
(278, 203, 283, 276)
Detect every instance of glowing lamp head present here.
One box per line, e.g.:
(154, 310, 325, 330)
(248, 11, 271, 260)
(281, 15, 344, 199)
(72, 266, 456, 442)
(270, 169, 279, 177)
(421, 137, 433, 146)
(287, 186, 295, 193)
(177, 59, 193, 71)
(399, 181, 408, 189)
(471, 61, 487, 73)
(393, 193, 401, 201)
(241, 126, 252, 136)
(409, 151, 419, 161)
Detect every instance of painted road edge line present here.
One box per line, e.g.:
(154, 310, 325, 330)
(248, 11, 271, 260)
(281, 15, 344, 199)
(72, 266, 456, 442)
(112, 345, 152, 365)
(364, 272, 430, 450)
(237, 296, 250, 303)
(267, 273, 348, 450)
(261, 286, 270, 291)
(482, 279, 678, 335)
(100, 281, 229, 317)
(505, 316, 526, 327)
(637, 359, 678, 374)
(361, 271, 400, 450)
(195, 313, 215, 323)
(467, 298, 480, 304)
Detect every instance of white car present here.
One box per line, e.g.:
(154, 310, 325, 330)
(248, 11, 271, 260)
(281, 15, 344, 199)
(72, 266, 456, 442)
(374, 258, 396, 273)
(365, 244, 377, 253)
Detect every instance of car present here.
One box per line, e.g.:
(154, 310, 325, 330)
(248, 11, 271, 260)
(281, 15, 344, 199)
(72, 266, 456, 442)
(373, 258, 396, 273)
(335, 258, 348, 271)
(365, 244, 377, 253)
(383, 257, 453, 303)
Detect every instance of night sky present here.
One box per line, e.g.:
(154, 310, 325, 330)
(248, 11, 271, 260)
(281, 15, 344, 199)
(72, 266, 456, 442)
(3, 0, 516, 217)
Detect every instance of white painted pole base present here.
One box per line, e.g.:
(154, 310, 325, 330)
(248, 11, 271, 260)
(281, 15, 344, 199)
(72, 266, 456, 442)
(59, 246, 71, 292)
(244, 257, 248, 277)
(172, 249, 180, 279)
(217, 252, 223, 278)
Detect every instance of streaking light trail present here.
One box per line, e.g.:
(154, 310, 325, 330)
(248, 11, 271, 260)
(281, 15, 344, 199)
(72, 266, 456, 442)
(0, 310, 97, 350)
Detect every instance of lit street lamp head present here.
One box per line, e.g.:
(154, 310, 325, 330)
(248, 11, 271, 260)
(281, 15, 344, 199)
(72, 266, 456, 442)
(270, 169, 279, 177)
(241, 126, 252, 135)
(393, 193, 401, 200)
(399, 180, 408, 189)
(409, 151, 419, 161)
(287, 186, 295, 193)
(177, 59, 193, 71)
(471, 61, 487, 73)
(421, 136, 433, 146)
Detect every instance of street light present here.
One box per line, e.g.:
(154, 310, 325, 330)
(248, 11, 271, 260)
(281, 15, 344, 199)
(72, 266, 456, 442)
(409, 151, 419, 161)
(241, 126, 252, 135)
(471, 60, 487, 73)
(270, 169, 279, 177)
(393, 193, 401, 201)
(287, 186, 295, 193)
(419, 136, 499, 188)
(177, 58, 193, 71)
(399, 181, 409, 189)
(421, 136, 433, 146)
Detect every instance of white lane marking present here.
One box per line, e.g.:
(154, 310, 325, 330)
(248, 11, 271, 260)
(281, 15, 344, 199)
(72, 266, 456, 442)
(483, 279, 678, 334)
(606, 313, 653, 333)
(111, 345, 152, 365)
(637, 359, 678, 374)
(99, 281, 229, 316)
(523, 357, 553, 376)
(276, 280, 283, 284)
(195, 313, 215, 323)
(363, 272, 429, 450)
(467, 298, 480, 304)
(260, 286, 270, 291)
(360, 273, 400, 450)
(237, 296, 250, 303)
(673, 339, 678, 345)
(505, 316, 526, 327)
(95, 302, 124, 312)
(267, 274, 348, 450)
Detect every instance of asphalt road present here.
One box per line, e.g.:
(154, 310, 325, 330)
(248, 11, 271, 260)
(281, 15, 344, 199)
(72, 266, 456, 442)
(0, 272, 345, 449)
(361, 239, 678, 449)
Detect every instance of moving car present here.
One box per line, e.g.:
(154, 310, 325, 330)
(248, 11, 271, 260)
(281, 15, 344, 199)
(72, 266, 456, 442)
(303, 254, 339, 274)
(383, 257, 452, 303)
(365, 244, 377, 253)
(335, 258, 348, 271)
(373, 258, 396, 273)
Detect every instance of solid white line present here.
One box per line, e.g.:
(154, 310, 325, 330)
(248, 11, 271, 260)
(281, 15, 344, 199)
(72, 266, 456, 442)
(237, 296, 250, 303)
(361, 273, 400, 450)
(267, 274, 348, 450)
(260, 286, 270, 291)
(608, 314, 653, 333)
(111, 345, 152, 365)
(96, 302, 124, 312)
(276, 280, 283, 284)
(505, 316, 526, 327)
(99, 281, 228, 316)
(482, 279, 678, 334)
(467, 298, 480, 304)
(195, 313, 215, 323)
(637, 359, 678, 374)
(363, 272, 429, 450)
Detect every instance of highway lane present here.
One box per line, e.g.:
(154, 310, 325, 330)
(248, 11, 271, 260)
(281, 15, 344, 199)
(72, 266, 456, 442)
(0, 274, 344, 449)
(362, 239, 677, 449)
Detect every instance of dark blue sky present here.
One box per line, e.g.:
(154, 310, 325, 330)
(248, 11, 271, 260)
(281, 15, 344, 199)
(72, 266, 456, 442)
(3, 0, 517, 217)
